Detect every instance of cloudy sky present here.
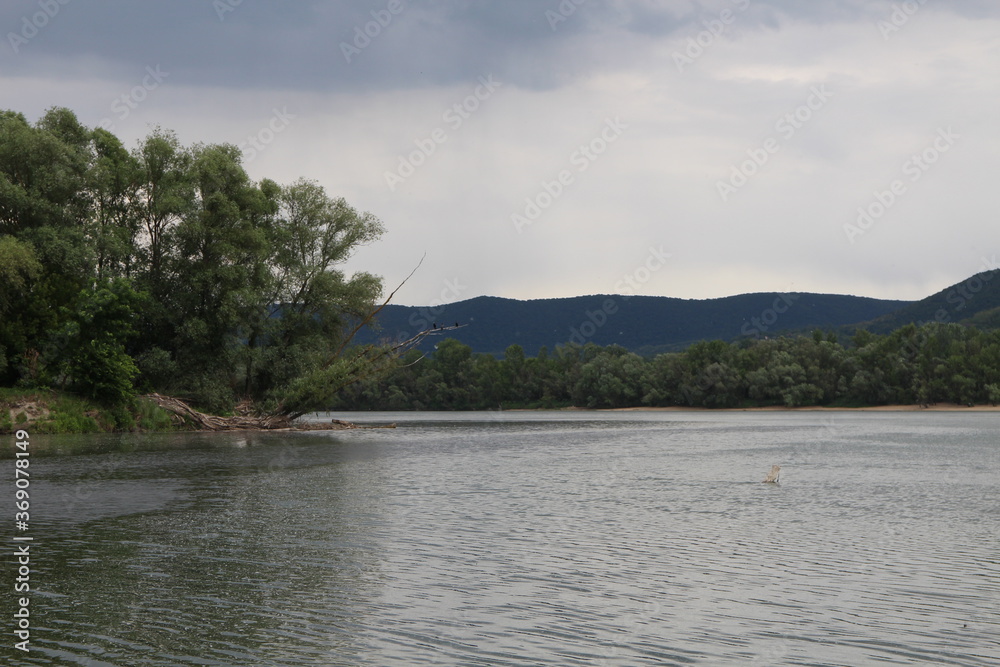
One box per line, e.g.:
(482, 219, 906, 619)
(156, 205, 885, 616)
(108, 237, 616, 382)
(2, 0, 998, 305)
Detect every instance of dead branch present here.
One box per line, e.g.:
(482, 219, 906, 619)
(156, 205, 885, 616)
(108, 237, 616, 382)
(141, 258, 459, 429)
(333, 254, 425, 360)
(143, 393, 293, 430)
(141, 393, 398, 431)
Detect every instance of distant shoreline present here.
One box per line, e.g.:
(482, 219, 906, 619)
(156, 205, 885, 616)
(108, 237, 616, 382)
(580, 403, 1000, 413)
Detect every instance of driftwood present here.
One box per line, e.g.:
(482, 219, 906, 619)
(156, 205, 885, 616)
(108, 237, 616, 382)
(142, 259, 463, 430)
(763, 465, 781, 483)
(143, 393, 294, 430)
(143, 393, 397, 431)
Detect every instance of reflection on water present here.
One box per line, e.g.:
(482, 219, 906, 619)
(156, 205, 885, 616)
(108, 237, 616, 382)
(4, 412, 1000, 666)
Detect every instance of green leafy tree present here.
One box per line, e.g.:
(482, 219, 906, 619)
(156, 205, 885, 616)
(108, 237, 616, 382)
(0, 108, 395, 419)
(572, 347, 646, 408)
(245, 179, 384, 406)
(0, 109, 94, 383)
(134, 128, 192, 297)
(51, 279, 145, 403)
(168, 143, 272, 407)
(0, 235, 42, 381)
(88, 128, 141, 280)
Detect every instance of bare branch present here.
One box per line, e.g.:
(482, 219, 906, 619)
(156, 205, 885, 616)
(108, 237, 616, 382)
(333, 253, 425, 360)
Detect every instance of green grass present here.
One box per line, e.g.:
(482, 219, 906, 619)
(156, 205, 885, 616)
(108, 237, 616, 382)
(134, 397, 175, 431)
(34, 394, 101, 434)
(0, 389, 177, 434)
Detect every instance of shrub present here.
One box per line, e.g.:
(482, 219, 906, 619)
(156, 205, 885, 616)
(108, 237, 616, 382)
(135, 398, 174, 431)
(67, 339, 139, 405)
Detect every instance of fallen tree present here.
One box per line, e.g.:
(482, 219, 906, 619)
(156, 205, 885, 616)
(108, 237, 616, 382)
(266, 260, 465, 421)
(141, 259, 464, 431)
(142, 393, 293, 430)
(141, 392, 400, 431)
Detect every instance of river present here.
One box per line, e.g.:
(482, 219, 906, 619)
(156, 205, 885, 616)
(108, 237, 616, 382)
(5, 410, 999, 666)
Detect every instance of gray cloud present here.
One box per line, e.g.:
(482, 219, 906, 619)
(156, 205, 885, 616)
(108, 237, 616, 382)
(4, 0, 996, 94)
(2, 0, 998, 304)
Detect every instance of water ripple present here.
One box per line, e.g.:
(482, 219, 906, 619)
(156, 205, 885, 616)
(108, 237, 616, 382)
(7, 412, 1000, 666)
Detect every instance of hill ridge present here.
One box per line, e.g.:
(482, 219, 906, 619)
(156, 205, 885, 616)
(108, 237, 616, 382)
(861, 270, 1000, 333)
(365, 290, 909, 357)
(363, 270, 1000, 357)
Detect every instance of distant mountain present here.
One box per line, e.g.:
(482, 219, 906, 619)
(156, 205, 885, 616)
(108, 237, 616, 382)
(860, 270, 1000, 334)
(359, 291, 911, 357)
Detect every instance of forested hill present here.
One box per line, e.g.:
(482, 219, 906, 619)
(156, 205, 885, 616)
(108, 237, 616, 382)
(861, 270, 1000, 334)
(362, 292, 911, 357)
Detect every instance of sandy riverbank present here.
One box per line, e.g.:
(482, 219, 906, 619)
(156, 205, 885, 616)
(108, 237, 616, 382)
(596, 403, 1000, 412)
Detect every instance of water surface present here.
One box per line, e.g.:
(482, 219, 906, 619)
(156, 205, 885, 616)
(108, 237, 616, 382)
(6, 411, 999, 665)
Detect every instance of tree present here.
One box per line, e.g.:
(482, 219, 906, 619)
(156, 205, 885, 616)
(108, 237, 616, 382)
(0, 236, 41, 312)
(244, 179, 384, 404)
(88, 128, 141, 280)
(0, 108, 90, 234)
(0, 236, 42, 382)
(0, 109, 94, 385)
(51, 279, 144, 403)
(0, 107, 400, 420)
(134, 128, 191, 298)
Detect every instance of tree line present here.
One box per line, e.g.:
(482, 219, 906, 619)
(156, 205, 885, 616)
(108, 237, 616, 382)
(332, 323, 1000, 410)
(4, 107, 998, 419)
(0, 107, 387, 417)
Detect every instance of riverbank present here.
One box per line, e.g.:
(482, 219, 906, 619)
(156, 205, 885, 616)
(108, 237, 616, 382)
(4, 388, 998, 436)
(0, 389, 393, 436)
(597, 403, 1000, 412)
(0, 389, 175, 434)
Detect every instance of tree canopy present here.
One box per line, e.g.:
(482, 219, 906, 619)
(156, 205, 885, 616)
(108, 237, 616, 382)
(332, 323, 1000, 411)
(0, 107, 386, 415)
(4, 107, 997, 422)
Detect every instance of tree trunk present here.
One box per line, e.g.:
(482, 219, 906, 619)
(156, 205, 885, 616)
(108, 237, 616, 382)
(141, 393, 392, 431)
(143, 393, 293, 430)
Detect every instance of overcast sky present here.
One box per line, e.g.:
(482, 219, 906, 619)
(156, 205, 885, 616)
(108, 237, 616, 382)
(2, 0, 998, 305)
